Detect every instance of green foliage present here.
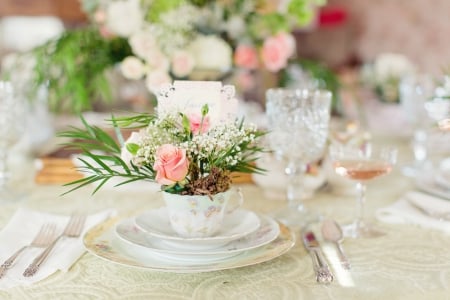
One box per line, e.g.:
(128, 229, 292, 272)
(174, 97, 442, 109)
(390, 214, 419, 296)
(145, 0, 185, 22)
(288, 0, 315, 25)
(33, 27, 131, 113)
(58, 114, 156, 195)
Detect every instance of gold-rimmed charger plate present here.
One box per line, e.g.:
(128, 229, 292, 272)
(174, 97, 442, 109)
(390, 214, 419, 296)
(83, 216, 295, 273)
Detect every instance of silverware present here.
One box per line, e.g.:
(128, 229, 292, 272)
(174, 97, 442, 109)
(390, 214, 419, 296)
(302, 230, 334, 284)
(23, 214, 86, 277)
(321, 219, 351, 270)
(0, 223, 56, 279)
(407, 199, 450, 221)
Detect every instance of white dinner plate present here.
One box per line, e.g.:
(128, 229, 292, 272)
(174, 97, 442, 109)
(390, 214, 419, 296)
(83, 217, 295, 273)
(115, 214, 279, 263)
(134, 208, 261, 250)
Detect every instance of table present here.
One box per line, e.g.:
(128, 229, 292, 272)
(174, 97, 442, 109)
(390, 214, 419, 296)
(1, 136, 450, 300)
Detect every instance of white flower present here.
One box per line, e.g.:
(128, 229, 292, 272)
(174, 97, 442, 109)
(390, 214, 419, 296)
(121, 130, 145, 165)
(106, 0, 143, 37)
(129, 30, 158, 59)
(188, 35, 232, 72)
(120, 56, 145, 80)
(374, 53, 415, 83)
(171, 50, 195, 78)
(145, 70, 172, 93)
(224, 15, 246, 40)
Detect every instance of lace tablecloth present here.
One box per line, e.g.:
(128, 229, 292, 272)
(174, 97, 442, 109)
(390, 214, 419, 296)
(1, 142, 450, 300)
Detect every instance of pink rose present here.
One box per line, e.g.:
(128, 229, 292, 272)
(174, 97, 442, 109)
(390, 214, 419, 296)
(274, 32, 296, 58)
(189, 113, 210, 134)
(261, 32, 296, 72)
(153, 144, 189, 185)
(234, 45, 259, 70)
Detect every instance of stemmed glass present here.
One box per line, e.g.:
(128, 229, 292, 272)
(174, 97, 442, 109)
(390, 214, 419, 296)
(0, 81, 25, 202)
(399, 74, 436, 176)
(328, 143, 397, 238)
(265, 88, 332, 227)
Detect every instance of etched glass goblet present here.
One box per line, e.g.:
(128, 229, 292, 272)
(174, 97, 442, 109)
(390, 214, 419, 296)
(0, 81, 25, 202)
(265, 88, 332, 227)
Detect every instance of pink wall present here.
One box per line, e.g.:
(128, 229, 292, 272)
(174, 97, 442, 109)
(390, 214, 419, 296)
(298, 0, 450, 74)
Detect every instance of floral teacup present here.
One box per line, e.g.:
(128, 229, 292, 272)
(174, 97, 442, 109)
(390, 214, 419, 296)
(161, 188, 243, 238)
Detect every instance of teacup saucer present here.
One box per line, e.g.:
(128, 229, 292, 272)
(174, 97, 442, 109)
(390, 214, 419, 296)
(115, 215, 279, 262)
(134, 208, 260, 250)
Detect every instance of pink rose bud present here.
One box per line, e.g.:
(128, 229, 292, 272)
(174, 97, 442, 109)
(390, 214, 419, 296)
(189, 113, 210, 134)
(153, 144, 189, 185)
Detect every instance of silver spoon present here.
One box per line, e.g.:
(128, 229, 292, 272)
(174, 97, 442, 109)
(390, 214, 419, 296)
(321, 219, 351, 270)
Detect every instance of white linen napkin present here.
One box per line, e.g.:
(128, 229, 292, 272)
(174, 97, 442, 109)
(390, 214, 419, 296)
(376, 191, 450, 233)
(0, 208, 116, 289)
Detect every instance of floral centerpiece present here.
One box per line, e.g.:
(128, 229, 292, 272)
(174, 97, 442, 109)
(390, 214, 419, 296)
(63, 86, 264, 195)
(32, 0, 326, 112)
(361, 52, 416, 103)
(61, 81, 265, 236)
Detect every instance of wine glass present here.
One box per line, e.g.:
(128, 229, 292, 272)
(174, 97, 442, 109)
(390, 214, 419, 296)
(0, 81, 25, 202)
(399, 74, 436, 177)
(265, 88, 332, 227)
(328, 143, 397, 238)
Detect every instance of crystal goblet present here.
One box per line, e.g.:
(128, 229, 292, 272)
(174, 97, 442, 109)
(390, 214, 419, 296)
(0, 81, 25, 202)
(265, 88, 332, 227)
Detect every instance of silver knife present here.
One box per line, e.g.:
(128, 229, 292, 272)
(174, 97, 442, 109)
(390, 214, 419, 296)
(302, 231, 334, 284)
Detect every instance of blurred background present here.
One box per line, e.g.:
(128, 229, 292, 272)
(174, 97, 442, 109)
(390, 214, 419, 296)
(2, 0, 450, 74)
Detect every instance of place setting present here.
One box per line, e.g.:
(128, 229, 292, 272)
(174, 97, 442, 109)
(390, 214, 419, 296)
(55, 81, 297, 273)
(83, 202, 295, 273)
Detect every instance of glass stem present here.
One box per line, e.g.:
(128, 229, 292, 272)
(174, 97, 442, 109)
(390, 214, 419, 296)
(412, 129, 427, 167)
(355, 182, 366, 233)
(285, 160, 306, 212)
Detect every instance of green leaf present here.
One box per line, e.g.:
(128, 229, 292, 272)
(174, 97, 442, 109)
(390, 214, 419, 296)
(126, 143, 140, 155)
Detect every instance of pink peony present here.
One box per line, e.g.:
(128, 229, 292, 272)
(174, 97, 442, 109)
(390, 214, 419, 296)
(234, 45, 259, 69)
(153, 144, 189, 185)
(189, 113, 210, 134)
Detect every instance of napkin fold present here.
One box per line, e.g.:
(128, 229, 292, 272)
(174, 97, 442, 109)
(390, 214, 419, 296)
(0, 208, 116, 290)
(376, 191, 450, 233)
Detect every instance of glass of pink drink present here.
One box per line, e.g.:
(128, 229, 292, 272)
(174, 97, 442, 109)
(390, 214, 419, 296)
(329, 143, 397, 238)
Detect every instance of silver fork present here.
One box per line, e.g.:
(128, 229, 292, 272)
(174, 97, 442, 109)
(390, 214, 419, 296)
(0, 223, 56, 279)
(23, 214, 86, 277)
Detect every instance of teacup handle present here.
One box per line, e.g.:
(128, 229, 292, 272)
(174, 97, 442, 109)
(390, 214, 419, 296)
(226, 187, 244, 214)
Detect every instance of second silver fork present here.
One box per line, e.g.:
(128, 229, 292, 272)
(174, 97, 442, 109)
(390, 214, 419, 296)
(0, 223, 56, 279)
(23, 214, 86, 277)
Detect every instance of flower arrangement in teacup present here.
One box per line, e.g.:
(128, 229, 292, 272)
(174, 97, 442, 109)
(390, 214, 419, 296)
(361, 52, 416, 103)
(60, 81, 265, 237)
